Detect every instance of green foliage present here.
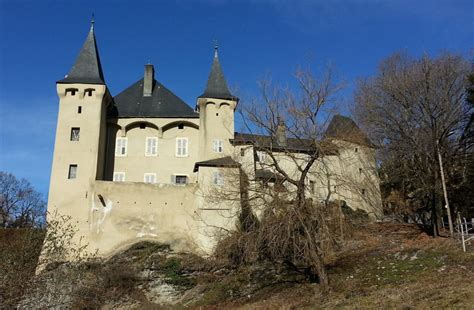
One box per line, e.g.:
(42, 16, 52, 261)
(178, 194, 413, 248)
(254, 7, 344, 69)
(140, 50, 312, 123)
(159, 257, 196, 288)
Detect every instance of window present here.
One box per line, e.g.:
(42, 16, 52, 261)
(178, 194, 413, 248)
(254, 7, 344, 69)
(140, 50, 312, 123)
(361, 189, 366, 196)
(78, 106, 82, 114)
(115, 138, 128, 156)
(65, 88, 78, 96)
(256, 151, 266, 162)
(359, 168, 363, 174)
(174, 175, 188, 185)
(355, 148, 358, 153)
(144, 173, 156, 184)
(178, 123, 184, 129)
(240, 148, 245, 156)
(139, 123, 146, 129)
(84, 88, 95, 97)
(70, 128, 80, 141)
(213, 139, 223, 153)
(145, 137, 158, 156)
(176, 138, 188, 157)
(213, 171, 224, 186)
(68, 165, 77, 179)
(113, 172, 125, 182)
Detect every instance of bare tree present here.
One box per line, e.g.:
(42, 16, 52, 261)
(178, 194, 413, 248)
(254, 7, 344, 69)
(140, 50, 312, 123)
(354, 52, 472, 235)
(0, 172, 46, 228)
(208, 65, 351, 293)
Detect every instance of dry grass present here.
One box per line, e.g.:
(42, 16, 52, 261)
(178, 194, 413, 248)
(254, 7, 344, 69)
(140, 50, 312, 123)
(0, 228, 45, 308)
(220, 223, 474, 309)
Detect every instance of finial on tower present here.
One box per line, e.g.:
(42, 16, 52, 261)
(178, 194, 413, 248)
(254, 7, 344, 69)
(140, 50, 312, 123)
(213, 39, 219, 58)
(90, 13, 95, 31)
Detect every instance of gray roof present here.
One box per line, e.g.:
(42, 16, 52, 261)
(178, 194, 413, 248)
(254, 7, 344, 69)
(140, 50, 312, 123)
(231, 132, 338, 155)
(199, 49, 236, 100)
(109, 79, 198, 118)
(58, 24, 105, 85)
(325, 115, 375, 147)
(193, 156, 240, 172)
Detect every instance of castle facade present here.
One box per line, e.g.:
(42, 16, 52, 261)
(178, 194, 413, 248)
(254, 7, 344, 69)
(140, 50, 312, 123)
(47, 23, 382, 257)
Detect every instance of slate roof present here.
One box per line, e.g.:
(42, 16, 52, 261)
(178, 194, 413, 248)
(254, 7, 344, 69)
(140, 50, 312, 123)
(231, 132, 338, 155)
(58, 24, 105, 85)
(193, 156, 240, 172)
(325, 115, 375, 147)
(109, 79, 198, 118)
(199, 49, 237, 101)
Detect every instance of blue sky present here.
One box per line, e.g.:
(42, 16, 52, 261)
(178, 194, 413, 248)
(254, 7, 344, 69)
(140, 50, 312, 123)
(0, 0, 473, 196)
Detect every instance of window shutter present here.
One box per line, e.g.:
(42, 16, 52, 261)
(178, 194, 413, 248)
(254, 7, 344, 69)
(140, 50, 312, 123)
(115, 139, 121, 155)
(122, 139, 127, 155)
(152, 138, 157, 155)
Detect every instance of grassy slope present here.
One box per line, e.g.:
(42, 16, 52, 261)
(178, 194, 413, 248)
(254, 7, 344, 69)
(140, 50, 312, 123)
(223, 223, 474, 309)
(4, 223, 473, 309)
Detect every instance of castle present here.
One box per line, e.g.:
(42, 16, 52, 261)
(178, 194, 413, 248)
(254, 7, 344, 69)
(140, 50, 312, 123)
(47, 22, 382, 257)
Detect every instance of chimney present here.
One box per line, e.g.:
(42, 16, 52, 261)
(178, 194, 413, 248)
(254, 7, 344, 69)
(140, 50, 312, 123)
(143, 64, 154, 97)
(276, 117, 287, 147)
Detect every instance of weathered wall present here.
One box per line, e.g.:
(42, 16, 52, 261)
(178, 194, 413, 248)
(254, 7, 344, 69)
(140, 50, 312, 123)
(86, 180, 237, 257)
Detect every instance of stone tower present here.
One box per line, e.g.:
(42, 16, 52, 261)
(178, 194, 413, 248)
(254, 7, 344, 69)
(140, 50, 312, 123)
(48, 21, 111, 230)
(197, 47, 238, 160)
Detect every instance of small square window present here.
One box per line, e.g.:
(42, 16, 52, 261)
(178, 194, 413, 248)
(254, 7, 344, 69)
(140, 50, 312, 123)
(144, 173, 156, 184)
(240, 148, 245, 156)
(70, 127, 80, 141)
(78, 106, 82, 114)
(68, 165, 77, 179)
(174, 175, 187, 185)
(361, 189, 366, 195)
(113, 172, 125, 182)
(139, 123, 146, 129)
(213, 139, 223, 153)
(213, 171, 224, 186)
(178, 124, 184, 129)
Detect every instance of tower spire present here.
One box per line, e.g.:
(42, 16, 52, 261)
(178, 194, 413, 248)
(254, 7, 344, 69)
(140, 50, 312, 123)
(90, 13, 95, 31)
(58, 19, 105, 85)
(213, 39, 218, 58)
(199, 44, 235, 100)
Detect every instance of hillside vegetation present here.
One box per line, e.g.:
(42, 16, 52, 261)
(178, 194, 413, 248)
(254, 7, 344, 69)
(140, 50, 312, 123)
(3, 222, 472, 309)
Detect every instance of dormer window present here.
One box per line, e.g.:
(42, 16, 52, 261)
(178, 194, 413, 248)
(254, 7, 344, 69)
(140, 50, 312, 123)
(84, 88, 95, 97)
(65, 88, 78, 96)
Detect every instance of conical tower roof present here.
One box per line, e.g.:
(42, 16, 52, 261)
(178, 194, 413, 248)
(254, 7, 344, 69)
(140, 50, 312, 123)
(58, 21, 105, 85)
(199, 47, 235, 100)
